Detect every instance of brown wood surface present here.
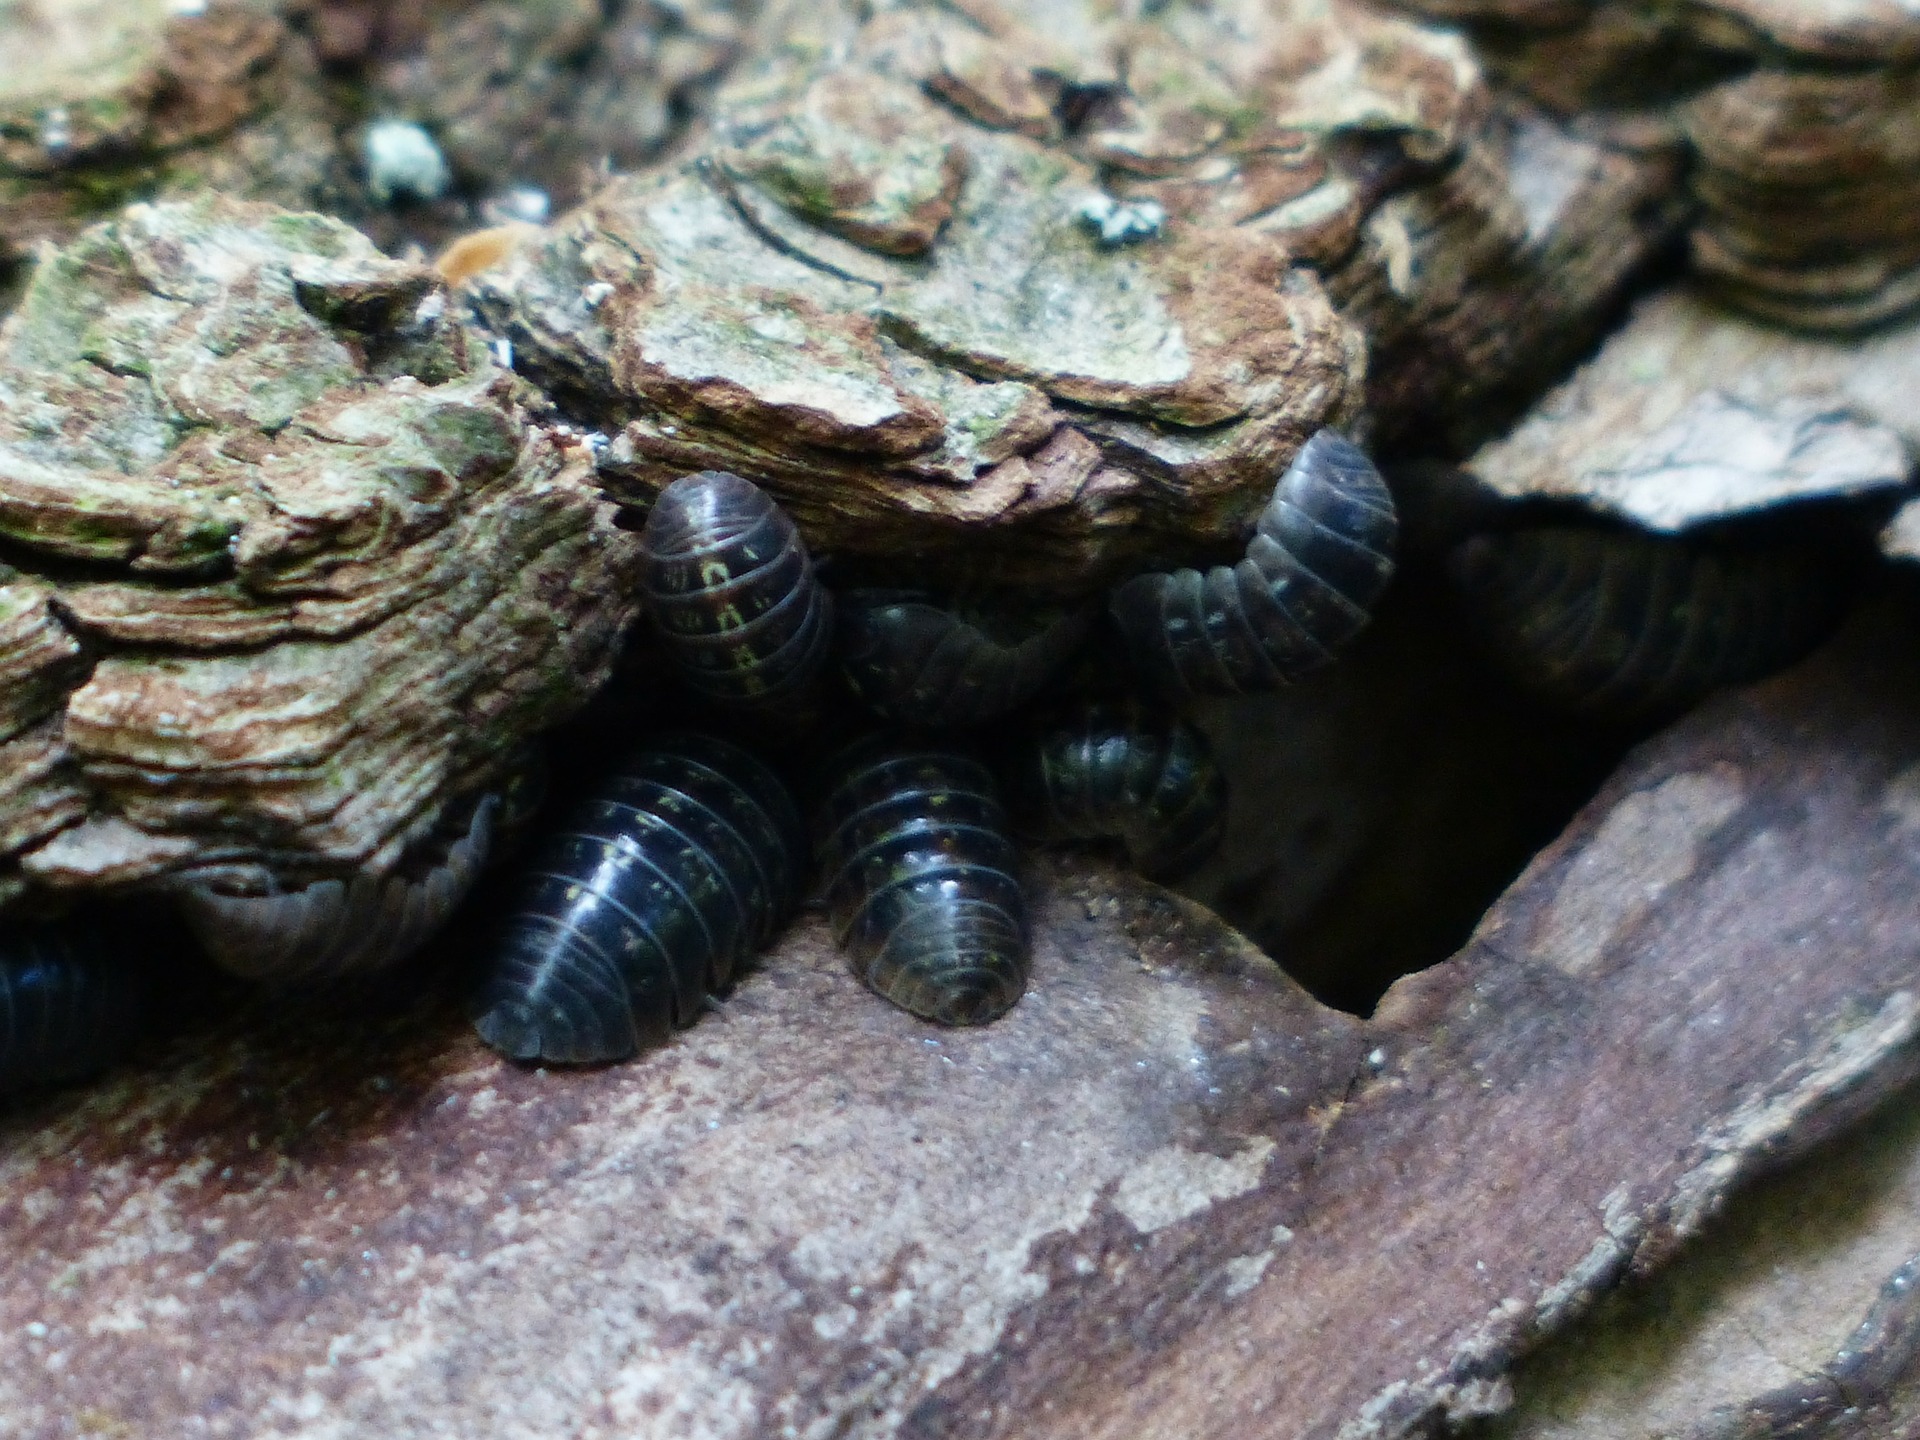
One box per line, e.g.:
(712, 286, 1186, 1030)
(3, 606, 1920, 1438)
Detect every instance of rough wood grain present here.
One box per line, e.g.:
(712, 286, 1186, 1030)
(2, 603, 1919, 1437)
(470, 0, 1677, 589)
(1375, 0, 1920, 328)
(1494, 1083, 1920, 1438)
(0, 196, 644, 898)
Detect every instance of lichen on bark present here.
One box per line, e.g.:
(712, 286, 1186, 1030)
(467, 0, 1676, 589)
(0, 195, 642, 904)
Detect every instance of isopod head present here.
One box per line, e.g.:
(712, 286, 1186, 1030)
(1015, 701, 1227, 881)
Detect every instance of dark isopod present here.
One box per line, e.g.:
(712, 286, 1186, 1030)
(1110, 429, 1397, 696)
(638, 470, 834, 711)
(471, 734, 805, 1064)
(0, 915, 146, 1098)
(1447, 525, 1850, 722)
(816, 739, 1028, 1027)
(838, 592, 1094, 728)
(1016, 701, 1227, 881)
(179, 794, 497, 983)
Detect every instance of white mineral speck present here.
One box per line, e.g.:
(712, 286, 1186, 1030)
(485, 186, 551, 225)
(1076, 192, 1166, 247)
(363, 120, 453, 206)
(38, 108, 72, 156)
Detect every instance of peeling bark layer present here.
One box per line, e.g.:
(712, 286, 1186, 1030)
(470, 0, 1678, 589)
(0, 196, 643, 899)
(1374, 0, 1920, 329)
(1458, 287, 1920, 534)
(1, 604, 1918, 1436)
(1495, 1079, 1920, 1438)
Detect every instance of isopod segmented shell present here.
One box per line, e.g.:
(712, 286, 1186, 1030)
(639, 471, 834, 711)
(471, 734, 805, 1064)
(816, 739, 1028, 1027)
(1110, 429, 1398, 696)
(0, 915, 146, 1098)
(179, 795, 497, 984)
(838, 592, 1094, 728)
(1447, 525, 1850, 722)
(1016, 702, 1227, 881)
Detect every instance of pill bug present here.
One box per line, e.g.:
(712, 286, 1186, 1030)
(178, 794, 498, 984)
(471, 734, 805, 1064)
(816, 738, 1028, 1027)
(1015, 701, 1228, 881)
(638, 471, 834, 712)
(486, 743, 551, 864)
(1447, 524, 1851, 723)
(0, 915, 147, 1098)
(838, 592, 1095, 728)
(1109, 429, 1398, 696)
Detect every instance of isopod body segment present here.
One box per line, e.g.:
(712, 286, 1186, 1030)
(1110, 429, 1398, 696)
(838, 592, 1094, 728)
(638, 471, 834, 711)
(180, 794, 497, 984)
(0, 916, 147, 1098)
(1447, 525, 1850, 723)
(1016, 702, 1227, 881)
(816, 739, 1028, 1027)
(470, 734, 805, 1064)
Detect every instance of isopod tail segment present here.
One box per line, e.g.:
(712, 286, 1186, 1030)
(1446, 522, 1853, 726)
(0, 912, 149, 1099)
(638, 471, 835, 717)
(179, 793, 498, 984)
(1013, 700, 1227, 882)
(1109, 429, 1398, 696)
(470, 734, 806, 1065)
(837, 592, 1096, 728)
(815, 737, 1029, 1028)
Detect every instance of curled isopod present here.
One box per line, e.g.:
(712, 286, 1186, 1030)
(816, 739, 1028, 1027)
(471, 734, 805, 1064)
(838, 592, 1094, 728)
(1447, 525, 1851, 722)
(638, 471, 834, 711)
(0, 915, 147, 1098)
(1110, 429, 1397, 696)
(179, 794, 498, 984)
(1015, 701, 1227, 881)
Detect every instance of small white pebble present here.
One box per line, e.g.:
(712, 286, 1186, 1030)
(490, 337, 514, 370)
(363, 119, 452, 206)
(25, 1322, 47, 1338)
(1076, 192, 1165, 247)
(580, 281, 614, 309)
(38, 107, 72, 156)
(484, 186, 550, 225)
